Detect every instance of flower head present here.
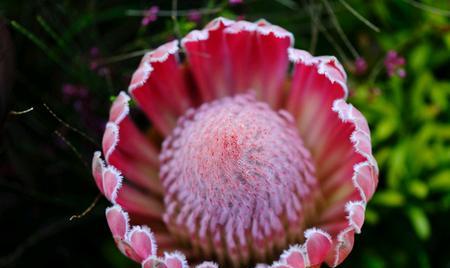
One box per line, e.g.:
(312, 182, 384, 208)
(229, 0, 243, 4)
(92, 17, 378, 268)
(187, 10, 202, 23)
(353, 57, 367, 75)
(384, 50, 406, 78)
(141, 6, 159, 26)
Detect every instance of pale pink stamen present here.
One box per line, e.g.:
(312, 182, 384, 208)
(159, 93, 318, 265)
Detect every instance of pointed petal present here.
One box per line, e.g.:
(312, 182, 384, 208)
(353, 161, 378, 202)
(142, 256, 167, 268)
(105, 92, 159, 168)
(287, 49, 348, 156)
(128, 226, 157, 261)
(92, 151, 105, 193)
(196, 262, 219, 268)
(129, 41, 192, 135)
(271, 262, 293, 268)
(116, 184, 164, 220)
(326, 228, 355, 267)
(280, 49, 378, 267)
(345, 201, 366, 234)
(182, 18, 292, 107)
(224, 20, 293, 107)
(182, 17, 235, 101)
(280, 246, 306, 268)
(304, 229, 332, 266)
(164, 252, 188, 268)
(106, 205, 129, 239)
(102, 92, 163, 196)
(102, 165, 123, 202)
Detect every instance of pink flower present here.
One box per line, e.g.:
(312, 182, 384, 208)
(187, 10, 202, 23)
(229, 0, 243, 4)
(141, 6, 159, 26)
(353, 57, 367, 75)
(92, 18, 378, 268)
(384, 50, 406, 78)
(90, 47, 100, 57)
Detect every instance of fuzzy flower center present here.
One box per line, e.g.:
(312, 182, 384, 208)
(159, 94, 318, 265)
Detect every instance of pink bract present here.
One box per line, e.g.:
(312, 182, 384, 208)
(92, 17, 378, 268)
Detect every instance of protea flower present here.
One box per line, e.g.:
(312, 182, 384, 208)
(92, 17, 378, 268)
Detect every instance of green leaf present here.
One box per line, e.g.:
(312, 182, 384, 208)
(407, 207, 431, 240)
(409, 44, 430, 72)
(10, 20, 65, 69)
(364, 207, 379, 224)
(444, 33, 450, 49)
(408, 179, 428, 199)
(428, 170, 450, 192)
(372, 190, 405, 207)
(387, 142, 408, 189)
(373, 118, 397, 143)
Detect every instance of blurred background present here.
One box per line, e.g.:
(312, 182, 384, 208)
(0, 0, 449, 267)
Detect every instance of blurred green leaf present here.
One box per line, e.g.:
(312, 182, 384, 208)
(372, 190, 405, 207)
(364, 207, 379, 224)
(361, 252, 386, 268)
(408, 179, 428, 199)
(444, 33, 450, 49)
(409, 44, 431, 72)
(407, 207, 431, 240)
(387, 142, 408, 189)
(374, 147, 391, 169)
(428, 170, 450, 192)
(373, 118, 397, 143)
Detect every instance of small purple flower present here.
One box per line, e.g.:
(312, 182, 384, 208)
(354, 57, 367, 75)
(62, 84, 88, 101)
(89, 47, 100, 70)
(229, 0, 243, 4)
(187, 10, 202, 23)
(61, 84, 104, 135)
(384, 50, 406, 78)
(98, 67, 111, 77)
(88, 47, 111, 76)
(90, 47, 100, 57)
(141, 6, 159, 26)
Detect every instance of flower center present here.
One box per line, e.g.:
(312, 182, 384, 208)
(159, 94, 318, 266)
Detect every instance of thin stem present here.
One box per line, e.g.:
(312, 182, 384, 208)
(54, 130, 89, 168)
(36, 15, 70, 55)
(43, 103, 97, 146)
(171, 0, 181, 40)
(10, 21, 68, 72)
(69, 194, 101, 221)
(126, 7, 222, 17)
(9, 107, 34, 115)
(97, 49, 151, 65)
(367, 57, 385, 86)
(304, 0, 350, 63)
(309, 5, 321, 54)
(322, 0, 359, 59)
(401, 0, 450, 16)
(274, 0, 300, 10)
(339, 0, 380, 32)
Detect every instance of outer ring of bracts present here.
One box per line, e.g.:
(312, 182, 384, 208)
(91, 17, 378, 268)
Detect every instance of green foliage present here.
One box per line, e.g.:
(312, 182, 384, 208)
(345, 1, 450, 266)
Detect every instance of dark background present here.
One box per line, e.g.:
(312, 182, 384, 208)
(1, 0, 449, 267)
